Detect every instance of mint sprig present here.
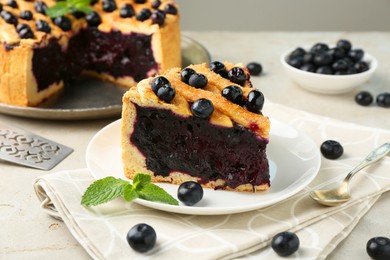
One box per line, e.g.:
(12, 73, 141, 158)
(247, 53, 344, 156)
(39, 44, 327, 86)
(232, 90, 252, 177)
(46, 0, 93, 18)
(81, 173, 179, 207)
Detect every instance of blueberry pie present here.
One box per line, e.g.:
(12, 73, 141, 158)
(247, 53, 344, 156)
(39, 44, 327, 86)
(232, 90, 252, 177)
(0, 0, 180, 106)
(121, 62, 271, 192)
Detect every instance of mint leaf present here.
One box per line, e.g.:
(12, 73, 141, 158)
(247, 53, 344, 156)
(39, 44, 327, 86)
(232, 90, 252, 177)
(46, 0, 93, 18)
(123, 184, 139, 202)
(132, 173, 152, 190)
(138, 183, 179, 205)
(81, 177, 129, 206)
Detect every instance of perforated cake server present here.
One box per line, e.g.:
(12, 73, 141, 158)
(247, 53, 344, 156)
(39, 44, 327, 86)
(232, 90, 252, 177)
(0, 122, 73, 170)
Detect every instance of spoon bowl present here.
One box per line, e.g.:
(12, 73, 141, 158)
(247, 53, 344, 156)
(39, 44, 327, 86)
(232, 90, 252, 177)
(310, 143, 390, 207)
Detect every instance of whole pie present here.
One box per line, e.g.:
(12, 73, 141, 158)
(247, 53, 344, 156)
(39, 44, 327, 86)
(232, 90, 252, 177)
(0, 0, 181, 106)
(121, 61, 271, 192)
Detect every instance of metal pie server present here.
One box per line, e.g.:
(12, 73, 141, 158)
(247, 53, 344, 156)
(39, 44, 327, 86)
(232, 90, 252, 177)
(0, 122, 73, 170)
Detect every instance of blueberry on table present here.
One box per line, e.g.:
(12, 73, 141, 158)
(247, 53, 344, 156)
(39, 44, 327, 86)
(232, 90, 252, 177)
(246, 62, 263, 76)
(191, 98, 214, 119)
(355, 91, 373, 106)
(336, 39, 352, 53)
(320, 140, 344, 159)
(376, 92, 390, 108)
(222, 85, 244, 105)
(127, 223, 157, 253)
(366, 236, 390, 260)
(177, 181, 204, 206)
(271, 231, 300, 257)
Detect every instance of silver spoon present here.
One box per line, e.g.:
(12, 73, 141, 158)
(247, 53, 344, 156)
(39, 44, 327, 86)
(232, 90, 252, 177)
(310, 142, 390, 206)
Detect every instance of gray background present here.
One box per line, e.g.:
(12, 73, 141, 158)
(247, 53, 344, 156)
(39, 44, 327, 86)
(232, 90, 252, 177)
(176, 0, 390, 31)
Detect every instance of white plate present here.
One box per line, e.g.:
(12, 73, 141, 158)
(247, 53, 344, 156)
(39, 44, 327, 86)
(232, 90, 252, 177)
(0, 35, 211, 120)
(86, 119, 321, 215)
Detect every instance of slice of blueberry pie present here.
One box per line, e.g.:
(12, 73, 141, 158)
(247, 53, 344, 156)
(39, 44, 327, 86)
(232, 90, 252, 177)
(121, 62, 271, 192)
(0, 0, 180, 106)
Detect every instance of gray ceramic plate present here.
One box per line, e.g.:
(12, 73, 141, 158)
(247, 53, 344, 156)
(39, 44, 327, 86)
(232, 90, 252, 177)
(0, 35, 211, 120)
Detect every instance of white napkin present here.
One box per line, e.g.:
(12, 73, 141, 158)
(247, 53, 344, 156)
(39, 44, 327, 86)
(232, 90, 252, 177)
(34, 102, 390, 259)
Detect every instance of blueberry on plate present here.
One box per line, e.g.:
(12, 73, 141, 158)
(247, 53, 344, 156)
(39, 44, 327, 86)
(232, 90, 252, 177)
(366, 236, 390, 260)
(320, 140, 343, 159)
(271, 231, 300, 257)
(191, 98, 214, 119)
(177, 181, 203, 206)
(355, 91, 373, 106)
(127, 223, 156, 253)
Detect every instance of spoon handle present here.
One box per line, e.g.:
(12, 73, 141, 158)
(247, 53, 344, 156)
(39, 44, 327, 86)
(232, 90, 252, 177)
(344, 143, 390, 183)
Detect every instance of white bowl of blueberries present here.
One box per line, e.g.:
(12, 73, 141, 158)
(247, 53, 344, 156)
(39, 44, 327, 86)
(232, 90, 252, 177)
(281, 39, 378, 94)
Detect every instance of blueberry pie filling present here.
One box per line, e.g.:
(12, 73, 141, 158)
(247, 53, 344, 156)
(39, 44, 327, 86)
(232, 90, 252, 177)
(122, 62, 270, 192)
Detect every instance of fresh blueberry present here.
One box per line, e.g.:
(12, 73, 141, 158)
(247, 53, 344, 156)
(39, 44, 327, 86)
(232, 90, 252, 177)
(355, 91, 373, 106)
(300, 63, 316, 72)
(366, 236, 390, 260)
(332, 59, 349, 72)
(151, 10, 165, 25)
(346, 67, 358, 75)
(334, 70, 348, 75)
(313, 51, 333, 66)
(136, 8, 152, 21)
(320, 140, 344, 159)
(188, 73, 208, 89)
(19, 10, 33, 20)
(316, 66, 333, 75)
(222, 85, 243, 105)
(17, 24, 34, 39)
(85, 11, 101, 27)
(126, 223, 156, 253)
(35, 20, 51, 33)
(180, 68, 195, 84)
(354, 61, 369, 73)
(246, 62, 262, 76)
(328, 47, 346, 60)
(376, 92, 390, 108)
(287, 56, 303, 68)
(336, 39, 352, 53)
(289, 47, 306, 59)
(156, 84, 175, 103)
(120, 4, 134, 18)
(177, 181, 203, 206)
(209, 61, 227, 77)
(310, 43, 329, 54)
(302, 52, 315, 64)
(0, 11, 17, 25)
(6, 0, 18, 8)
(53, 16, 72, 31)
(271, 232, 300, 257)
(151, 76, 169, 94)
(191, 98, 214, 119)
(246, 90, 264, 113)
(102, 0, 117, 12)
(151, 0, 161, 9)
(34, 1, 48, 14)
(227, 67, 247, 85)
(348, 49, 364, 62)
(164, 4, 177, 15)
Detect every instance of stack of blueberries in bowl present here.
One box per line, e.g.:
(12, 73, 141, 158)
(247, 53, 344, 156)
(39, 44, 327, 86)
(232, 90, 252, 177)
(281, 39, 378, 94)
